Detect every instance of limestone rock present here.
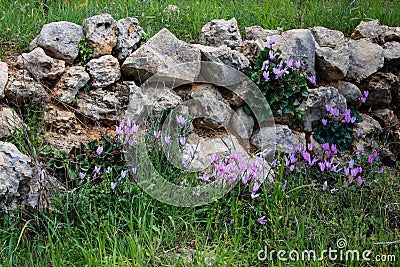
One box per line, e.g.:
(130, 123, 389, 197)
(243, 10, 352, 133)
(371, 109, 398, 127)
(193, 44, 250, 70)
(29, 21, 83, 63)
(315, 43, 350, 81)
(52, 66, 90, 104)
(16, 47, 65, 85)
(237, 40, 265, 65)
(337, 81, 362, 107)
(383, 41, 400, 62)
(0, 61, 8, 98)
(5, 70, 48, 105)
(310, 26, 346, 48)
(245, 26, 279, 41)
(351, 20, 384, 43)
(353, 113, 381, 139)
(360, 72, 398, 107)
(200, 18, 243, 49)
(190, 83, 222, 101)
(86, 55, 121, 88)
(346, 39, 384, 82)
(231, 108, 254, 139)
(83, 14, 117, 57)
(0, 142, 34, 210)
(383, 26, 400, 43)
(0, 107, 24, 138)
(303, 86, 347, 132)
(121, 28, 201, 82)
(115, 17, 143, 61)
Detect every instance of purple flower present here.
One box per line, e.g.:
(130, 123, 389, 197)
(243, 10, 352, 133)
(355, 151, 361, 157)
(309, 157, 318, 166)
(286, 58, 293, 68)
(115, 125, 123, 136)
(359, 96, 367, 103)
(79, 172, 86, 179)
(322, 181, 328, 192)
(302, 151, 311, 163)
(96, 145, 103, 156)
(230, 219, 235, 225)
(322, 118, 328, 126)
(106, 166, 112, 174)
(111, 182, 117, 190)
(294, 60, 301, 69)
(261, 60, 269, 71)
(263, 71, 270, 82)
(309, 75, 316, 85)
(164, 135, 171, 145)
(307, 143, 313, 151)
(176, 115, 186, 126)
(289, 164, 295, 172)
(132, 123, 139, 134)
(318, 162, 326, 172)
(269, 50, 275, 60)
(271, 159, 277, 168)
(349, 159, 355, 169)
(252, 182, 260, 193)
(344, 167, 350, 176)
(179, 136, 186, 146)
(128, 138, 134, 146)
(343, 180, 349, 188)
(373, 151, 379, 159)
(357, 176, 364, 186)
(94, 166, 101, 176)
(330, 188, 338, 194)
(321, 143, 330, 151)
(251, 192, 260, 199)
(131, 167, 137, 174)
(207, 154, 219, 165)
(242, 175, 249, 185)
(364, 90, 369, 98)
(368, 155, 374, 164)
(331, 144, 338, 155)
(378, 167, 384, 174)
(258, 216, 266, 225)
(119, 170, 127, 181)
(154, 130, 161, 139)
(282, 180, 287, 191)
(200, 174, 210, 182)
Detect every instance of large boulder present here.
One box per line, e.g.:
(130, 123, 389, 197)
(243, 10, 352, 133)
(0, 61, 8, 98)
(360, 72, 398, 107)
(121, 28, 201, 82)
(16, 47, 65, 86)
(303, 86, 347, 132)
(200, 18, 243, 49)
(310, 26, 346, 48)
(29, 21, 83, 64)
(346, 39, 384, 82)
(371, 109, 398, 127)
(337, 81, 362, 107)
(115, 17, 143, 61)
(52, 66, 90, 104)
(351, 20, 385, 43)
(5, 70, 48, 105)
(315, 43, 350, 81)
(383, 41, 400, 62)
(245, 26, 279, 41)
(86, 55, 121, 88)
(353, 113, 381, 139)
(0, 142, 34, 210)
(82, 14, 117, 57)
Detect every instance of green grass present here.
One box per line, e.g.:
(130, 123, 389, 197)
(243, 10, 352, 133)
(1, 0, 399, 57)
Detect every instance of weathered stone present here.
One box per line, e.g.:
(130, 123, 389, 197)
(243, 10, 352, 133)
(303, 86, 347, 132)
(5, 70, 48, 105)
(353, 113, 381, 139)
(383, 26, 400, 42)
(337, 80, 362, 107)
(0, 107, 24, 138)
(315, 43, 350, 81)
(83, 14, 117, 57)
(237, 40, 265, 65)
(346, 39, 384, 82)
(360, 72, 398, 107)
(16, 47, 65, 85)
(371, 109, 398, 127)
(351, 20, 384, 43)
(250, 124, 305, 153)
(86, 55, 121, 88)
(0, 142, 34, 210)
(193, 44, 250, 70)
(383, 41, 400, 61)
(121, 28, 201, 82)
(190, 83, 222, 101)
(52, 66, 90, 104)
(231, 107, 254, 139)
(310, 26, 346, 48)
(200, 18, 243, 49)
(29, 21, 83, 64)
(115, 17, 143, 61)
(0, 61, 8, 98)
(245, 26, 279, 41)
(275, 29, 316, 76)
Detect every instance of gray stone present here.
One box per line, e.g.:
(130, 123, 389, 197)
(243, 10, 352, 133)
(0, 107, 24, 138)
(83, 14, 117, 57)
(351, 20, 384, 43)
(193, 44, 250, 70)
(275, 29, 316, 76)
(337, 80, 362, 107)
(16, 47, 65, 85)
(353, 113, 381, 139)
(310, 26, 346, 48)
(190, 83, 222, 101)
(315, 43, 350, 81)
(250, 124, 305, 153)
(303, 86, 347, 132)
(52, 66, 90, 104)
(200, 18, 243, 49)
(346, 39, 384, 82)
(360, 72, 398, 107)
(231, 108, 254, 139)
(5, 70, 48, 105)
(245, 26, 279, 41)
(371, 109, 398, 127)
(115, 17, 143, 60)
(29, 21, 83, 64)
(0, 142, 34, 210)
(86, 55, 121, 88)
(383, 26, 400, 42)
(237, 40, 265, 65)
(122, 28, 201, 82)
(0, 61, 8, 98)
(383, 41, 400, 61)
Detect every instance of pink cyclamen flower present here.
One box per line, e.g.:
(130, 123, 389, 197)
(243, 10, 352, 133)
(331, 144, 338, 155)
(263, 71, 270, 82)
(154, 130, 161, 139)
(111, 182, 117, 190)
(261, 60, 269, 71)
(79, 172, 86, 179)
(96, 145, 103, 156)
(357, 176, 364, 186)
(179, 136, 186, 146)
(286, 58, 293, 68)
(321, 143, 330, 151)
(207, 154, 219, 164)
(364, 90, 369, 98)
(269, 50, 275, 60)
(322, 181, 328, 192)
(307, 143, 313, 151)
(230, 219, 235, 225)
(258, 216, 266, 225)
(164, 135, 171, 145)
(176, 115, 186, 126)
(94, 166, 101, 176)
(118, 170, 127, 181)
(349, 159, 355, 168)
(322, 118, 328, 126)
(309, 75, 316, 85)
(115, 125, 123, 136)
(368, 155, 374, 164)
(251, 192, 260, 199)
(318, 162, 326, 172)
(302, 151, 311, 163)
(294, 60, 301, 69)
(282, 180, 287, 192)
(200, 174, 210, 182)
(131, 123, 139, 134)
(131, 167, 137, 174)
